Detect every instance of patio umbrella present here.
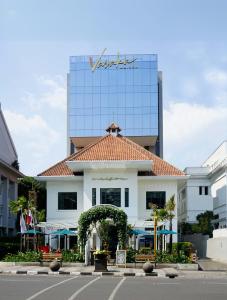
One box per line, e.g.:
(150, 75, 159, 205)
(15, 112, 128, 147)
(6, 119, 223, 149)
(50, 229, 77, 235)
(49, 229, 77, 250)
(17, 229, 43, 234)
(158, 229, 177, 235)
(130, 229, 149, 235)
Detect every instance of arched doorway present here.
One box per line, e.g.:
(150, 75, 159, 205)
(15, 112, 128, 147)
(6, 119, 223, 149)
(78, 204, 128, 252)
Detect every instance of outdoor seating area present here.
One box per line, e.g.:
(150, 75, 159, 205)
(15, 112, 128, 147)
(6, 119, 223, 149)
(40, 252, 63, 266)
(135, 254, 156, 267)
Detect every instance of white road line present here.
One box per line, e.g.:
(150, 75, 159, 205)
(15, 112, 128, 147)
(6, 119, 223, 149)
(108, 277, 126, 300)
(25, 276, 78, 300)
(155, 282, 179, 285)
(203, 282, 227, 285)
(67, 277, 100, 300)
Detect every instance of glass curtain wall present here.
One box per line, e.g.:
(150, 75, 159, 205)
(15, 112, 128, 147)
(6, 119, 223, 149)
(69, 54, 159, 137)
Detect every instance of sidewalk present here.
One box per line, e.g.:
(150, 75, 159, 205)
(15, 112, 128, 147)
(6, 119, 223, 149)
(198, 258, 227, 271)
(1, 262, 227, 278)
(0, 262, 168, 277)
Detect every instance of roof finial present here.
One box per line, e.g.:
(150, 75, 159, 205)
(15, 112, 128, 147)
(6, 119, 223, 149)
(106, 123, 121, 136)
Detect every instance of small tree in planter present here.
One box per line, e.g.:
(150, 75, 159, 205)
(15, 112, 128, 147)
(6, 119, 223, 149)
(93, 249, 109, 272)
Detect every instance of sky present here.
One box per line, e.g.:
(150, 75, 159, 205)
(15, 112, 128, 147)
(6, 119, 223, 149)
(0, 0, 227, 175)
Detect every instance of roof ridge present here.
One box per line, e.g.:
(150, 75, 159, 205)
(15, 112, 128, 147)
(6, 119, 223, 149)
(69, 134, 110, 161)
(38, 151, 76, 176)
(115, 135, 152, 160)
(121, 136, 185, 174)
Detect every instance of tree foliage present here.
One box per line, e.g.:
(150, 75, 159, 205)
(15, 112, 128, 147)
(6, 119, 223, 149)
(182, 211, 214, 237)
(165, 195, 176, 253)
(78, 205, 127, 251)
(151, 195, 176, 253)
(18, 176, 46, 212)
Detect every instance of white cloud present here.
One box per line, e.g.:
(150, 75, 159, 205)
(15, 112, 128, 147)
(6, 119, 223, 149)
(4, 110, 64, 175)
(22, 75, 66, 111)
(205, 69, 227, 87)
(164, 102, 227, 169)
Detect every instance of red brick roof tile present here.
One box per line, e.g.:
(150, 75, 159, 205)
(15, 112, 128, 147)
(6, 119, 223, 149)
(38, 134, 185, 177)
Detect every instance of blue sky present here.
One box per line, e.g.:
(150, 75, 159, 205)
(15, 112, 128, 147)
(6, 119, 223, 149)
(1, 0, 227, 175)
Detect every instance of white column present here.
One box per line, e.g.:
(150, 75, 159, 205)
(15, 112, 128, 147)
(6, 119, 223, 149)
(135, 236, 139, 250)
(85, 240, 91, 266)
(96, 234, 101, 250)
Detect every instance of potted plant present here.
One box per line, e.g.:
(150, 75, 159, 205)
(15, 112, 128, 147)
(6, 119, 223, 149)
(93, 250, 108, 272)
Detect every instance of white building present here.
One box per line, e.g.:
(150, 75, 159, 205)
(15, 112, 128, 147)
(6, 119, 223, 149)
(203, 141, 227, 228)
(178, 141, 227, 229)
(0, 104, 23, 236)
(37, 124, 187, 249)
(178, 167, 213, 225)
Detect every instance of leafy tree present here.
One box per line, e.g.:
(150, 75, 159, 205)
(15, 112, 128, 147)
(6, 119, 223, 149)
(96, 220, 118, 254)
(9, 177, 46, 232)
(18, 176, 46, 212)
(151, 204, 168, 253)
(181, 211, 214, 237)
(150, 195, 176, 254)
(194, 211, 214, 237)
(96, 220, 113, 247)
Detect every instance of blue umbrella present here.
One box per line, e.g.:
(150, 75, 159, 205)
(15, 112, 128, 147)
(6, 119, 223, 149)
(49, 229, 77, 250)
(50, 229, 77, 235)
(158, 229, 177, 235)
(18, 229, 43, 234)
(130, 229, 160, 236)
(130, 229, 148, 235)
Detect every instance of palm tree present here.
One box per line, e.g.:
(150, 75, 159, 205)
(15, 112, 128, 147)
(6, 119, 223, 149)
(165, 195, 176, 254)
(151, 204, 168, 253)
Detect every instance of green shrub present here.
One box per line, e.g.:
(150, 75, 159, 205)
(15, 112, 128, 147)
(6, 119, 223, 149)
(3, 251, 41, 262)
(171, 242, 193, 257)
(62, 250, 84, 262)
(138, 247, 152, 255)
(155, 250, 191, 264)
(126, 247, 137, 263)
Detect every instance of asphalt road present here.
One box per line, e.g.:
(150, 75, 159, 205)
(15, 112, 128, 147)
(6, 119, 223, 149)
(0, 275, 227, 300)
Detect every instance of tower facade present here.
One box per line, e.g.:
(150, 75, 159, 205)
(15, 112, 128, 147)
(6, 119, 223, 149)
(67, 50, 163, 157)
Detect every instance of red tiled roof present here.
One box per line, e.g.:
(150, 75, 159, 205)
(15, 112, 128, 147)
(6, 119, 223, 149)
(38, 134, 185, 176)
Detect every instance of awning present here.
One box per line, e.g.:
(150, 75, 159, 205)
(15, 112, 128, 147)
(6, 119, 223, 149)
(36, 221, 77, 230)
(49, 229, 77, 235)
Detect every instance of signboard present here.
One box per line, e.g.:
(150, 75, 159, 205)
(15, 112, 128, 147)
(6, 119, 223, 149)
(116, 250, 127, 267)
(89, 48, 137, 72)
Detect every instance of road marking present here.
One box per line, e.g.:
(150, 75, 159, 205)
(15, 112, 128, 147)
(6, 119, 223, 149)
(67, 277, 100, 300)
(108, 277, 126, 300)
(203, 282, 227, 285)
(25, 276, 78, 300)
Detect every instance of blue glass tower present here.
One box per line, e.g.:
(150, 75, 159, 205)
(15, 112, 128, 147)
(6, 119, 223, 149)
(67, 50, 163, 157)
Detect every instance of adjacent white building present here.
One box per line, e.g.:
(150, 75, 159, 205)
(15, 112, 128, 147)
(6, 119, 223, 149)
(178, 141, 227, 229)
(37, 124, 187, 249)
(178, 167, 213, 225)
(0, 104, 23, 236)
(203, 141, 227, 228)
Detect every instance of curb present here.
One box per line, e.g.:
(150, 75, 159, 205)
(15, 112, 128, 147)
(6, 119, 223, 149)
(0, 270, 159, 277)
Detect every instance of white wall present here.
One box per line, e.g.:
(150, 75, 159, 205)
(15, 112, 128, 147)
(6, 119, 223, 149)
(138, 178, 178, 242)
(45, 173, 180, 242)
(207, 237, 227, 261)
(46, 180, 83, 225)
(178, 170, 212, 224)
(212, 171, 227, 227)
(83, 169, 138, 224)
